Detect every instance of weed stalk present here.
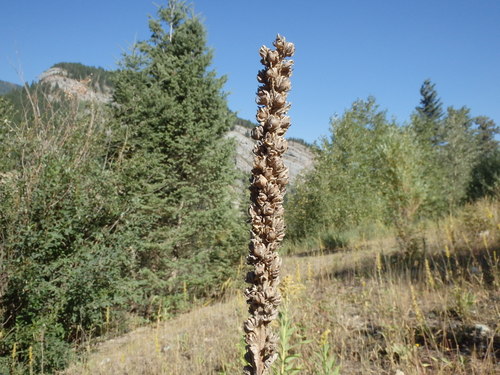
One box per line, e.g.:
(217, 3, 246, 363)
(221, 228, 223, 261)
(244, 35, 295, 375)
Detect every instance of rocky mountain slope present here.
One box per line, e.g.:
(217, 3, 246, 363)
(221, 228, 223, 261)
(35, 64, 315, 181)
(39, 66, 113, 103)
(227, 124, 314, 184)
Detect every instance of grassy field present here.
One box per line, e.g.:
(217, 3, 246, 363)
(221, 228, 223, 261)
(64, 199, 499, 375)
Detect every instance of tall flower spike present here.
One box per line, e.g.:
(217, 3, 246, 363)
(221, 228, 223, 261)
(244, 34, 294, 375)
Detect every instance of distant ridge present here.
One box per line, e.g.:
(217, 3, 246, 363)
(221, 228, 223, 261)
(0, 80, 21, 95)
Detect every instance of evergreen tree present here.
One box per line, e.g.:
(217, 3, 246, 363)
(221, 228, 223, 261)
(112, 0, 244, 310)
(414, 79, 444, 145)
(417, 79, 443, 121)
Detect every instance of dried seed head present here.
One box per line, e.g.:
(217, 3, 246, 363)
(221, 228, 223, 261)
(273, 35, 286, 50)
(266, 67, 279, 80)
(280, 60, 294, 77)
(273, 34, 295, 57)
(265, 50, 279, 65)
(280, 116, 291, 130)
(254, 174, 268, 189)
(245, 35, 294, 375)
(257, 69, 267, 83)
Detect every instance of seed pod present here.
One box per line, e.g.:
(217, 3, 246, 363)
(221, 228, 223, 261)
(265, 116, 281, 131)
(256, 89, 271, 106)
(251, 125, 264, 140)
(273, 35, 285, 51)
(259, 46, 270, 59)
(266, 50, 279, 65)
(272, 92, 286, 107)
(283, 42, 295, 57)
(257, 69, 267, 83)
(256, 107, 269, 124)
(254, 174, 268, 189)
(280, 60, 294, 77)
(266, 67, 279, 80)
(275, 76, 291, 92)
(252, 156, 266, 172)
(280, 116, 291, 129)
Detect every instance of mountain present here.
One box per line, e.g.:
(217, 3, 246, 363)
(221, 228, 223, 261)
(0, 80, 21, 95)
(11, 63, 315, 182)
(38, 62, 114, 102)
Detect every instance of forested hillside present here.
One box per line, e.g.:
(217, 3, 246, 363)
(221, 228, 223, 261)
(0, 0, 498, 374)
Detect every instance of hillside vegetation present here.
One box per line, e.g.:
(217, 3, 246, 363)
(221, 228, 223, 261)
(1, 3, 245, 373)
(0, 0, 498, 374)
(64, 198, 499, 374)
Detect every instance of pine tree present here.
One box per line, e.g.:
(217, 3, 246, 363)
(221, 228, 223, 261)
(414, 79, 444, 145)
(417, 79, 443, 121)
(112, 0, 244, 309)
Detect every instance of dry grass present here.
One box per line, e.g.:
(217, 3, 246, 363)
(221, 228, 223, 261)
(64, 199, 500, 375)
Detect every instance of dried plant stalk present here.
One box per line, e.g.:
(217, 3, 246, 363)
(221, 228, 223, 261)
(244, 35, 295, 375)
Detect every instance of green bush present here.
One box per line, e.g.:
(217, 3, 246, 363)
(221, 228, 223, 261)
(0, 98, 136, 373)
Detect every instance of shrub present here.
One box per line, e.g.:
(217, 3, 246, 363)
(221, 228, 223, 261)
(0, 94, 136, 373)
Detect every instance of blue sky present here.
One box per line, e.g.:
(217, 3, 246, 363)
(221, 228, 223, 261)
(1, 0, 499, 143)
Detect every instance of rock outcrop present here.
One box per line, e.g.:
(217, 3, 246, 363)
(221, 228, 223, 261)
(227, 124, 314, 185)
(39, 67, 112, 103)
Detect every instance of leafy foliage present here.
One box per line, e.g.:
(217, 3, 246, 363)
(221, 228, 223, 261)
(468, 116, 500, 199)
(286, 98, 389, 240)
(440, 106, 480, 207)
(374, 126, 429, 254)
(0, 95, 136, 373)
(286, 89, 498, 255)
